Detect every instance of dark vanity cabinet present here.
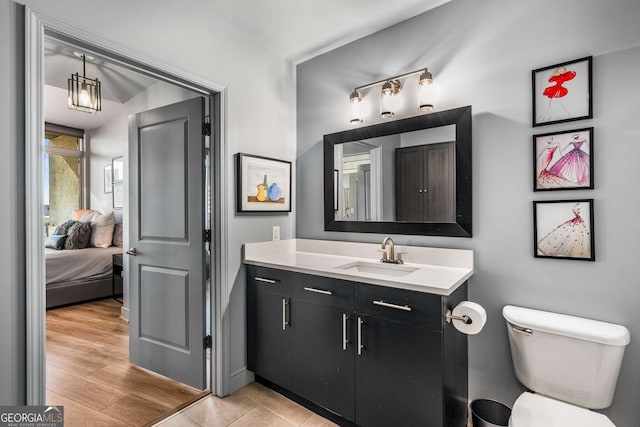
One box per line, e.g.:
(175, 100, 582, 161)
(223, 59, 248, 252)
(247, 265, 468, 427)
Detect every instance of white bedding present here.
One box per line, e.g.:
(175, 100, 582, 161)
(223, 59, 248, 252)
(45, 246, 123, 285)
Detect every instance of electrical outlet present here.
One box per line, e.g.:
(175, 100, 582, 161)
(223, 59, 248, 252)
(272, 226, 280, 241)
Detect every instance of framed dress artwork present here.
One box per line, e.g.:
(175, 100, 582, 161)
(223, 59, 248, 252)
(533, 199, 595, 261)
(532, 56, 592, 127)
(533, 127, 593, 191)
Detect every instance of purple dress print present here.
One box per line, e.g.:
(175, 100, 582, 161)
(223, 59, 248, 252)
(547, 136, 590, 185)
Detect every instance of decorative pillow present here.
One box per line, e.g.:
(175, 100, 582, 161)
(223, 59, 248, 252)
(45, 234, 68, 250)
(52, 219, 76, 236)
(90, 211, 116, 248)
(64, 221, 92, 249)
(112, 223, 123, 247)
(73, 209, 100, 221)
(79, 210, 101, 223)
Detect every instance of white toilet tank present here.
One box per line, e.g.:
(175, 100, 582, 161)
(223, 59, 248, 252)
(503, 305, 630, 409)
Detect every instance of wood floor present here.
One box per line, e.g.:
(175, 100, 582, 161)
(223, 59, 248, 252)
(46, 299, 205, 426)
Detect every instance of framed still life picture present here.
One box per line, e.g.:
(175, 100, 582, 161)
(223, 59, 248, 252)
(533, 127, 593, 191)
(237, 153, 292, 213)
(532, 56, 592, 127)
(533, 199, 595, 261)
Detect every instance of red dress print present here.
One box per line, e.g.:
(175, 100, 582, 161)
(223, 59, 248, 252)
(543, 67, 576, 99)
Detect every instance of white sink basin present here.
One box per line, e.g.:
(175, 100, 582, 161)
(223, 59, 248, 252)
(336, 261, 418, 277)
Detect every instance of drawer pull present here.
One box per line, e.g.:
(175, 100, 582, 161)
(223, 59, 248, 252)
(282, 298, 290, 330)
(342, 313, 349, 351)
(303, 287, 332, 295)
(255, 277, 277, 284)
(373, 300, 412, 312)
(357, 317, 364, 356)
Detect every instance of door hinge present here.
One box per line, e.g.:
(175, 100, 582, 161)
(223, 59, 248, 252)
(202, 122, 211, 136)
(203, 229, 211, 242)
(203, 335, 212, 349)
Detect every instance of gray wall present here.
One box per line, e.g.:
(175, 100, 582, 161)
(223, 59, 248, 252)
(296, 0, 640, 425)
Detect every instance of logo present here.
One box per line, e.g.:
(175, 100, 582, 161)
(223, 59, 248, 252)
(0, 406, 64, 427)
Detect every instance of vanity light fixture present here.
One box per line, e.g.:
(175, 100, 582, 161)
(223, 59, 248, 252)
(348, 67, 434, 124)
(68, 52, 102, 115)
(418, 68, 434, 112)
(349, 89, 363, 124)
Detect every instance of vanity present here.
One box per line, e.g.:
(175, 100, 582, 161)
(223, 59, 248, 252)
(244, 239, 473, 427)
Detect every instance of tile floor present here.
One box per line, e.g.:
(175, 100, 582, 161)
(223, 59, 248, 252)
(153, 381, 337, 427)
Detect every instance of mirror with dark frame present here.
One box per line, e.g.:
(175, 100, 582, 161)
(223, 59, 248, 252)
(324, 105, 472, 237)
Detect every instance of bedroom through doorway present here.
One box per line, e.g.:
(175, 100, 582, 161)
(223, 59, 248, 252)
(41, 32, 215, 425)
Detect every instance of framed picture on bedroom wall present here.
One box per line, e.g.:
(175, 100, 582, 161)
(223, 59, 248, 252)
(113, 183, 123, 209)
(104, 164, 112, 193)
(533, 127, 593, 191)
(533, 199, 595, 261)
(532, 56, 592, 127)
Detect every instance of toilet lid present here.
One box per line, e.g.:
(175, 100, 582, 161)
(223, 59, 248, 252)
(510, 392, 615, 427)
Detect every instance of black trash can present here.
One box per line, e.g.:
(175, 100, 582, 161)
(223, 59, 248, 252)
(471, 399, 512, 427)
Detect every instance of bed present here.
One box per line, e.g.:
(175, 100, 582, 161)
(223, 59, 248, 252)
(46, 246, 123, 309)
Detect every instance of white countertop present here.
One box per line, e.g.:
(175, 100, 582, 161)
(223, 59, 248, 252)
(243, 239, 473, 296)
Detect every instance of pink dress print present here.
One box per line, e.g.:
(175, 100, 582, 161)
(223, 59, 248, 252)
(537, 206, 591, 258)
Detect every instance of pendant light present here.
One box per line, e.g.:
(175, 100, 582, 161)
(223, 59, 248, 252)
(68, 53, 102, 115)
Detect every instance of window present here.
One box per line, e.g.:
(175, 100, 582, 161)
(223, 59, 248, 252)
(44, 123, 85, 236)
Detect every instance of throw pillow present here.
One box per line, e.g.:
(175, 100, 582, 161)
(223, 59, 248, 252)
(45, 234, 68, 250)
(112, 223, 123, 247)
(79, 210, 101, 223)
(52, 219, 76, 236)
(72, 209, 93, 221)
(64, 221, 92, 249)
(90, 211, 116, 248)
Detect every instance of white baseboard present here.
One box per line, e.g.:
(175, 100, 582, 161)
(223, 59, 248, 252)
(120, 305, 129, 322)
(224, 368, 254, 396)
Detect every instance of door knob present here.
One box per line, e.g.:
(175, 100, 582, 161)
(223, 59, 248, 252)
(126, 248, 138, 256)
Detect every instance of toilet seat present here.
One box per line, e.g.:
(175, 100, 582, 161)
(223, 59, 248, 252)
(509, 392, 615, 427)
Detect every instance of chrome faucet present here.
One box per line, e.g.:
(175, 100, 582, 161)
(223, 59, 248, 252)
(380, 237, 404, 264)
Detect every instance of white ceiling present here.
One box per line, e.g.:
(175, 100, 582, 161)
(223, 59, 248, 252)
(183, 0, 451, 63)
(44, 40, 159, 130)
(44, 0, 450, 129)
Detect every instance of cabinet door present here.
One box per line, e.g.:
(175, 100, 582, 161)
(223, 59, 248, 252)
(395, 146, 423, 222)
(356, 315, 442, 427)
(425, 142, 455, 222)
(247, 266, 293, 390)
(292, 299, 355, 421)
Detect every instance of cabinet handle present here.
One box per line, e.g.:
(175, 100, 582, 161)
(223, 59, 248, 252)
(357, 317, 364, 356)
(255, 277, 277, 284)
(303, 287, 332, 295)
(373, 300, 412, 312)
(342, 313, 349, 350)
(282, 298, 290, 330)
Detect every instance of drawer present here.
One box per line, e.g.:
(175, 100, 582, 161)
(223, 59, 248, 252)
(291, 273, 354, 309)
(248, 265, 291, 296)
(355, 283, 442, 330)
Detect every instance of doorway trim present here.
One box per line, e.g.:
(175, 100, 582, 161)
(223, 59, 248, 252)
(25, 7, 228, 404)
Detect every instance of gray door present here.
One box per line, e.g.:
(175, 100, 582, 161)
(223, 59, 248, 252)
(128, 97, 207, 390)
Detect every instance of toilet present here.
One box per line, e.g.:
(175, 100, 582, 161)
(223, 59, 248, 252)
(503, 305, 630, 427)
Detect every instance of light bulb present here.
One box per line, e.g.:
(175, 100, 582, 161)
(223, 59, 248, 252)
(79, 82, 91, 107)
